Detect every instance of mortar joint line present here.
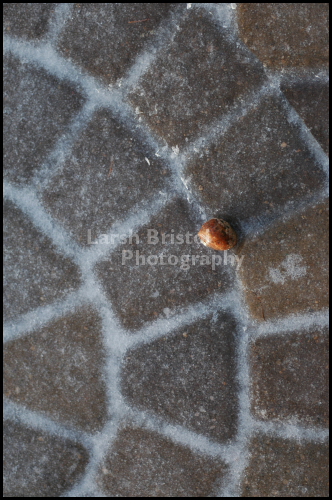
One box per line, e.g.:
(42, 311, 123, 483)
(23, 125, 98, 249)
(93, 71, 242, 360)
(3, 6, 330, 497)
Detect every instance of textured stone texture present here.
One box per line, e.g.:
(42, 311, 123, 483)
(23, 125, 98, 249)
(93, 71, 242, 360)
(250, 327, 329, 428)
(3, 199, 81, 322)
(3, 3, 55, 40)
(3, 53, 85, 185)
(184, 94, 326, 226)
(128, 8, 266, 147)
(3, 3, 330, 497)
(242, 435, 329, 497)
(42, 108, 170, 246)
(122, 312, 239, 443)
(238, 200, 329, 321)
(3, 420, 89, 497)
(96, 426, 227, 497)
(3, 307, 108, 433)
(281, 80, 329, 155)
(95, 197, 232, 331)
(237, 3, 329, 70)
(57, 3, 175, 85)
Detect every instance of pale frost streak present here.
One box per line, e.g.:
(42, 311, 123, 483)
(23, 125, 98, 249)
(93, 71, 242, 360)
(269, 254, 307, 285)
(2, 3, 329, 497)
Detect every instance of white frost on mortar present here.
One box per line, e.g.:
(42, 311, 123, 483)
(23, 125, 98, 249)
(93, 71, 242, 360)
(3, 1, 330, 497)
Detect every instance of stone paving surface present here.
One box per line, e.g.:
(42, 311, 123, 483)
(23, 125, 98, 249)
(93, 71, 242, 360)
(250, 326, 329, 428)
(3, 419, 89, 497)
(241, 435, 329, 497)
(121, 312, 239, 443)
(3, 51, 85, 186)
(96, 426, 227, 497)
(236, 3, 329, 70)
(184, 94, 326, 227)
(95, 197, 233, 330)
(280, 78, 329, 156)
(238, 200, 329, 321)
(3, 3, 329, 497)
(3, 199, 82, 322)
(42, 107, 171, 246)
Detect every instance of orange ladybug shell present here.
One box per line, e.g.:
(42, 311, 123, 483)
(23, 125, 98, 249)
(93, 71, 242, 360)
(197, 218, 237, 251)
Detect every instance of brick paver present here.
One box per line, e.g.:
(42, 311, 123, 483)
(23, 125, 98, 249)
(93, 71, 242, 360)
(281, 79, 329, 156)
(241, 435, 329, 497)
(57, 4, 176, 85)
(3, 199, 81, 322)
(250, 327, 329, 428)
(96, 426, 227, 497)
(42, 108, 171, 246)
(3, 3, 329, 497)
(129, 8, 266, 147)
(237, 3, 329, 70)
(122, 312, 238, 443)
(3, 3, 56, 40)
(3, 420, 89, 497)
(238, 200, 329, 321)
(185, 94, 326, 226)
(3, 307, 108, 432)
(3, 52, 85, 186)
(95, 197, 232, 330)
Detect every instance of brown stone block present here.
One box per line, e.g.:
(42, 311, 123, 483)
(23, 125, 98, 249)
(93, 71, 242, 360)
(242, 435, 329, 497)
(3, 3, 55, 40)
(3, 53, 85, 185)
(3, 307, 108, 433)
(238, 200, 329, 321)
(237, 4, 329, 70)
(42, 108, 170, 246)
(57, 4, 176, 85)
(3, 420, 89, 497)
(95, 197, 232, 331)
(122, 312, 239, 443)
(128, 9, 266, 147)
(281, 80, 329, 156)
(184, 94, 326, 226)
(250, 327, 329, 427)
(96, 426, 227, 496)
(3, 199, 82, 322)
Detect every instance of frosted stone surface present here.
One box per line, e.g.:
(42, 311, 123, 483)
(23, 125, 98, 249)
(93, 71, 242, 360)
(238, 201, 329, 321)
(185, 94, 327, 226)
(3, 3, 55, 40)
(3, 420, 89, 497)
(42, 108, 170, 246)
(128, 8, 266, 147)
(122, 312, 239, 442)
(57, 3, 176, 85)
(242, 435, 329, 497)
(3, 199, 81, 322)
(237, 3, 329, 69)
(96, 426, 227, 497)
(281, 80, 329, 156)
(250, 327, 329, 427)
(95, 197, 232, 331)
(3, 3, 329, 497)
(3, 53, 85, 185)
(3, 307, 108, 432)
